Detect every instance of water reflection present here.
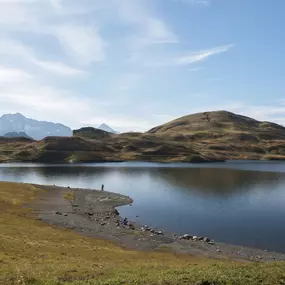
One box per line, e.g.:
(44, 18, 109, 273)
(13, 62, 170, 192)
(1, 162, 285, 252)
(2, 165, 285, 198)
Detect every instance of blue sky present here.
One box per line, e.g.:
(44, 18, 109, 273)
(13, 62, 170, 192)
(0, 0, 284, 132)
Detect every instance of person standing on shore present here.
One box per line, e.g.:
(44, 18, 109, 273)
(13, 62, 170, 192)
(101, 184, 104, 191)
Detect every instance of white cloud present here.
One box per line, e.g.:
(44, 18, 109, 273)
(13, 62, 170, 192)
(31, 59, 86, 76)
(134, 18, 178, 48)
(115, 0, 178, 49)
(0, 1, 107, 66)
(0, 38, 33, 59)
(0, 67, 33, 83)
(0, 1, 37, 26)
(53, 25, 107, 66)
(0, 74, 93, 126)
(175, 44, 234, 66)
(0, 0, 237, 131)
(135, 44, 234, 68)
(0, 38, 86, 76)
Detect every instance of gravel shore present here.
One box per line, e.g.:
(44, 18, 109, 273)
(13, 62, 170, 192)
(32, 184, 285, 262)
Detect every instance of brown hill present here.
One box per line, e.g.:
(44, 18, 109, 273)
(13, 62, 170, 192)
(1, 111, 285, 163)
(148, 111, 285, 141)
(73, 127, 113, 139)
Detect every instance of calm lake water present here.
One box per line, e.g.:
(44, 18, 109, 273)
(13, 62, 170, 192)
(1, 161, 285, 252)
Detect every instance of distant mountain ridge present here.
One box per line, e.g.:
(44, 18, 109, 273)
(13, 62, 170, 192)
(98, 123, 118, 134)
(0, 113, 72, 140)
(4, 132, 32, 139)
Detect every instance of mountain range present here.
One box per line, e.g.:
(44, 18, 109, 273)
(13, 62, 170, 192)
(0, 113, 118, 139)
(0, 110, 285, 163)
(0, 113, 72, 140)
(98, 123, 118, 134)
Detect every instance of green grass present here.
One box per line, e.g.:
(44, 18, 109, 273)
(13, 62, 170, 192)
(1, 182, 285, 285)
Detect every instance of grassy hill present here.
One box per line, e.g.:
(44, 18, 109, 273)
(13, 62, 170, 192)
(149, 111, 285, 140)
(1, 111, 285, 163)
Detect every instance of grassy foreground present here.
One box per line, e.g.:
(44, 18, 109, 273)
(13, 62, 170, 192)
(1, 182, 285, 285)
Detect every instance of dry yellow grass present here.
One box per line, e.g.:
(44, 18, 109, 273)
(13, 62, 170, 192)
(63, 191, 75, 201)
(1, 181, 285, 285)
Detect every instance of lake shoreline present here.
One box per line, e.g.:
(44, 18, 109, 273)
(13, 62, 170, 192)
(31, 183, 285, 262)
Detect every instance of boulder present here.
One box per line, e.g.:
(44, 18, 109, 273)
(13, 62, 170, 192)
(180, 234, 192, 240)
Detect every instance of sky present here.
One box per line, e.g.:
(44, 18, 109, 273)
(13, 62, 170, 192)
(0, 0, 285, 132)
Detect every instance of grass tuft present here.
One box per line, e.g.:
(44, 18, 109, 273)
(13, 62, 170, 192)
(63, 191, 75, 201)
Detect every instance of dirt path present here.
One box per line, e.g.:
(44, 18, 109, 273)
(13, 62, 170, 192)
(32, 184, 285, 262)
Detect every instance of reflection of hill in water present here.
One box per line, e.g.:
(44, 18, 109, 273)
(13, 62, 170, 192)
(150, 168, 285, 197)
(1, 165, 285, 197)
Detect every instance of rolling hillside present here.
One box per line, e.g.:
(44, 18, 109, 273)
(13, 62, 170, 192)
(1, 111, 285, 163)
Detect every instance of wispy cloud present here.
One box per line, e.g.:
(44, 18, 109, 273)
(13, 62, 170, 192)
(175, 44, 234, 66)
(0, 67, 33, 84)
(0, 1, 107, 67)
(115, 0, 178, 49)
(0, 68, 93, 126)
(0, 38, 86, 77)
(135, 44, 234, 68)
(31, 59, 86, 76)
(53, 25, 107, 66)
